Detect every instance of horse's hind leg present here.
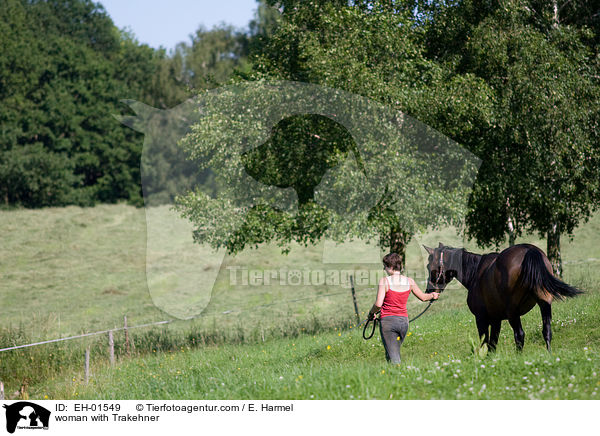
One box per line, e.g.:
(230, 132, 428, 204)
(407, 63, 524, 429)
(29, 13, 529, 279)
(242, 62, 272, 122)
(489, 320, 502, 352)
(508, 316, 525, 352)
(539, 301, 552, 353)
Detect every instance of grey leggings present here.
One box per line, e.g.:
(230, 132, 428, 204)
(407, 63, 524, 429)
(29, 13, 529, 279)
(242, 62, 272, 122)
(379, 316, 409, 364)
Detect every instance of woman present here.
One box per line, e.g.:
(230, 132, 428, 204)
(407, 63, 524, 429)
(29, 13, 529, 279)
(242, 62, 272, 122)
(368, 252, 439, 364)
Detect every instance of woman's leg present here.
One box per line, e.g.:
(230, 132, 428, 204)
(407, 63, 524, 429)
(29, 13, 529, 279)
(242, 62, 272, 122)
(379, 319, 391, 362)
(380, 317, 408, 364)
(395, 317, 409, 362)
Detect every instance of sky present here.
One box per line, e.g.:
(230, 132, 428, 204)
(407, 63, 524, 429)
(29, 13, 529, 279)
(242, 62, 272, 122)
(99, 0, 259, 51)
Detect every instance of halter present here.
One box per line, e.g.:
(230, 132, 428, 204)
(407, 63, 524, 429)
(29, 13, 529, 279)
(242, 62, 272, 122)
(433, 249, 447, 289)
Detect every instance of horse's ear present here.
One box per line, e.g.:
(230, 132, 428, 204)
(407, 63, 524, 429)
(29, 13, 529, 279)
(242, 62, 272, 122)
(423, 245, 433, 255)
(438, 242, 444, 248)
(114, 99, 162, 133)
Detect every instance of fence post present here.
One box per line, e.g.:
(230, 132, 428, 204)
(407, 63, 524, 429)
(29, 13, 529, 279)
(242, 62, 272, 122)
(349, 275, 360, 324)
(108, 331, 115, 366)
(84, 348, 90, 385)
(124, 316, 130, 356)
(0, 381, 4, 400)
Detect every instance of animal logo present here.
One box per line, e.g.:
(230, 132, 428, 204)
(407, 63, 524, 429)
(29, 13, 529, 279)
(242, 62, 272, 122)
(118, 80, 481, 318)
(3, 402, 51, 433)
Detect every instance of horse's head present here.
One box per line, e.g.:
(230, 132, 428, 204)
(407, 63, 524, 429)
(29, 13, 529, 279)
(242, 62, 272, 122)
(423, 242, 459, 293)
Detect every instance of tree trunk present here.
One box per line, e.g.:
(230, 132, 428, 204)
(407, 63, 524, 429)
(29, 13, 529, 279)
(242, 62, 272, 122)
(507, 214, 516, 246)
(385, 226, 411, 272)
(552, 0, 560, 28)
(506, 198, 516, 246)
(547, 222, 562, 278)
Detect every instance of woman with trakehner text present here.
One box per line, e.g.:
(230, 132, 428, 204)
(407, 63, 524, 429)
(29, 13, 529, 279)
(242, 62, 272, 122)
(368, 253, 439, 364)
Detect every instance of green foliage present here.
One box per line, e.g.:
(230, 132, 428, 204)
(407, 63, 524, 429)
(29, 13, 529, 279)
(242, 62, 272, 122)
(118, 1, 280, 206)
(177, 1, 480, 259)
(0, 0, 191, 208)
(420, 1, 600, 272)
(0, 144, 82, 207)
(173, 25, 249, 91)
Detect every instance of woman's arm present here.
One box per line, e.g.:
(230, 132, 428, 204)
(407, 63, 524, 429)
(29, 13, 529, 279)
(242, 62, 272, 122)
(409, 277, 439, 301)
(368, 277, 387, 319)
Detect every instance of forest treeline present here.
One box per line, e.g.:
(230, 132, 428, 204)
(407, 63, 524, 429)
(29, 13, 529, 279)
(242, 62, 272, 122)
(0, 0, 277, 207)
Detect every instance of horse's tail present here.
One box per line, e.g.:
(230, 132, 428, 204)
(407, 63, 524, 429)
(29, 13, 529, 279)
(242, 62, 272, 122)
(518, 248, 583, 300)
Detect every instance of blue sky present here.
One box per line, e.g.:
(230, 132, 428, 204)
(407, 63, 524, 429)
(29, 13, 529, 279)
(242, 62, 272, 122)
(99, 0, 259, 50)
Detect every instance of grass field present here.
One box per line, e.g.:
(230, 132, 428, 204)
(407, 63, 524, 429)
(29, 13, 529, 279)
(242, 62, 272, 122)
(0, 204, 599, 399)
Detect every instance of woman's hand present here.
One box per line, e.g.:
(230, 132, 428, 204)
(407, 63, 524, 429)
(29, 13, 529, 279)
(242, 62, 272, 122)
(368, 304, 381, 320)
(430, 292, 440, 300)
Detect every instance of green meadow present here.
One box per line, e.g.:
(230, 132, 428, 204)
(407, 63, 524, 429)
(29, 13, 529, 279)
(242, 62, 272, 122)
(0, 204, 598, 399)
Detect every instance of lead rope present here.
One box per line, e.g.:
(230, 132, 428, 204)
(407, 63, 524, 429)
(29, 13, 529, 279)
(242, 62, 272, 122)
(362, 294, 439, 340)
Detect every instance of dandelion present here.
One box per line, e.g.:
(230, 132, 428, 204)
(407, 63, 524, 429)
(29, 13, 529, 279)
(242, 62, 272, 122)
(381, 370, 385, 375)
(327, 345, 331, 350)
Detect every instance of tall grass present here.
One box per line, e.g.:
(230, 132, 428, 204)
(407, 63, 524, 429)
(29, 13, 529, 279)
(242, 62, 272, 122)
(0, 307, 360, 398)
(1, 204, 599, 399)
(33, 283, 600, 400)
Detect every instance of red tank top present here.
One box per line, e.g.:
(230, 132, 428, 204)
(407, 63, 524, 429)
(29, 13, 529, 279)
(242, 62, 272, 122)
(380, 276, 410, 318)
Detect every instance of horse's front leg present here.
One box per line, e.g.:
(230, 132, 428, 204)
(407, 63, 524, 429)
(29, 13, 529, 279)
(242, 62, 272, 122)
(475, 315, 490, 347)
(488, 319, 502, 352)
(508, 316, 525, 352)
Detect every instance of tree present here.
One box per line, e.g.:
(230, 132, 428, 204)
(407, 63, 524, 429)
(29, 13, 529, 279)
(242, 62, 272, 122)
(175, 1, 481, 270)
(0, 0, 190, 207)
(421, 0, 600, 276)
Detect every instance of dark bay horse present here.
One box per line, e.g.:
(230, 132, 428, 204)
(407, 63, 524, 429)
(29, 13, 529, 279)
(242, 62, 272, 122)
(423, 243, 583, 352)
